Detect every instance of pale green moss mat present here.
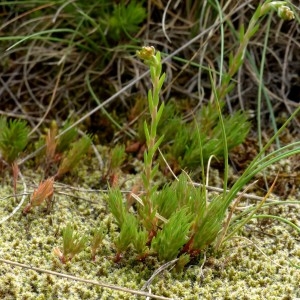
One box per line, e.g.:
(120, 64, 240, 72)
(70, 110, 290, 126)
(0, 162, 299, 299)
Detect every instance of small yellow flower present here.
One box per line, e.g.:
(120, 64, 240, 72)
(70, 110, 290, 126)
(277, 5, 295, 21)
(136, 46, 155, 61)
(261, 2, 295, 21)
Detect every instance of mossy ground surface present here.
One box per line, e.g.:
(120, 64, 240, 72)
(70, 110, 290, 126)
(0, 148, 299, 300)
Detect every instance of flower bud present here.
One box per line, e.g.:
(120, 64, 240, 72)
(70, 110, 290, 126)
(277, 5, 295, 21)
(136, 46, 155, 61)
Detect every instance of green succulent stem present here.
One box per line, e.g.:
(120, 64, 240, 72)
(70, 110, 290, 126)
(137, 46, 166, 229)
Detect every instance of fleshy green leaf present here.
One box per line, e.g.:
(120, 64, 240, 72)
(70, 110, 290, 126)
(0, 117, 30, 163)
(151, 208, 192, 261)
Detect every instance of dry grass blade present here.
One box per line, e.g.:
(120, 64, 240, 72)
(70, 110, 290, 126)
(141, 258, 179, 291)
(130, 192, 168, 223)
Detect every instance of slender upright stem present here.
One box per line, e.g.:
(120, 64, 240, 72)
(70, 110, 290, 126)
(136, 46, 166, 230)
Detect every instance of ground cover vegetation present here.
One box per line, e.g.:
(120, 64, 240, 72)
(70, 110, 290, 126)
(0, 0, 300, 299)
